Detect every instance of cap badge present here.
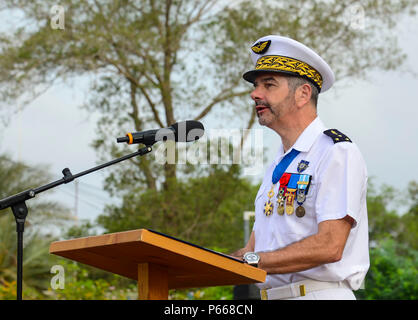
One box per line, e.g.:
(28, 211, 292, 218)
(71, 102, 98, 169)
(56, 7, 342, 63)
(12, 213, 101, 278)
(251, 40, 271, 54)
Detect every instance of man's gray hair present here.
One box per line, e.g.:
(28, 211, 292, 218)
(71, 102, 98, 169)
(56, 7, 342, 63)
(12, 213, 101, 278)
(285, 75, 319, 108)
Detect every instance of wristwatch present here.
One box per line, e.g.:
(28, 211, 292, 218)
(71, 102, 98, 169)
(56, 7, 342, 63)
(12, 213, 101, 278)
(243, 252, 260, 267)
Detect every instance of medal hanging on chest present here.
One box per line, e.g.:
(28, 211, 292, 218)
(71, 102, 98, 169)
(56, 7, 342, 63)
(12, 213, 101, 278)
(277, 173, 291, 215)
(263, 185, 275, 216)
(284, 174, 299, 215)
(295, 174, 311, 218)
(285, 189, 296, 215)
(276, 187, 285, 215)
(265, 148, 301, 217)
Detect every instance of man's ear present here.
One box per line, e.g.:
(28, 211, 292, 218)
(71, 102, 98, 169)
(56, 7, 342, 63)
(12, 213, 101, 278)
(295, 83, 312, 108)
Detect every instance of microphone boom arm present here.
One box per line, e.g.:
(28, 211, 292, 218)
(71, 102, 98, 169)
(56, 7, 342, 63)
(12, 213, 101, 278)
(0, 145, 153, 300)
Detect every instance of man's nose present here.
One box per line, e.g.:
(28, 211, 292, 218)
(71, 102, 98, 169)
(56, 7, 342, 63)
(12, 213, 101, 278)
(250, 86, 263, 101)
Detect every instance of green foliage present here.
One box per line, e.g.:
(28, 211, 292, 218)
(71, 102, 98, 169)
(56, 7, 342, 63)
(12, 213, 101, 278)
(0, 280, 17, 300)
(366, 180, 418, 250)
(366, 180, 403, 242)
(353, 180, 418, 299)
(64, 220, 98, 239)
(398, 181, 418, 250)
(0, 212, 62, 297)
(355, 239, 418, 300)
(170, 286, 233, 300)
(0, 154, 72, 299)
(48, 260, 137, 300)
(98, 164, 258, 251)
(0, 280, 46, 300)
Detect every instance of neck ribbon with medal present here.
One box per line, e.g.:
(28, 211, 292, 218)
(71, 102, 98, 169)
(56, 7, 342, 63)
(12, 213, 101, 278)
(263, 149, 312, 218)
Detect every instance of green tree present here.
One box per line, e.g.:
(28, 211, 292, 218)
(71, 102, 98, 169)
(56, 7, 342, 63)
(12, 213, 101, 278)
(45, 260, 137, 300)
(366, 179, 402, 243)
(98, 164, 258, 250)
(0, 154, 72, 299)
(367, 179, 418, 250)
(398, 181, 418, 250)
(1, 0, 417, 190)
(356, 179, 418, 299)
(355, 239, 418, 300)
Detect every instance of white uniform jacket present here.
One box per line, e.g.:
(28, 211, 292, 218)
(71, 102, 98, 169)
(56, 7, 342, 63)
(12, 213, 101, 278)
(253, 117, 369, 290)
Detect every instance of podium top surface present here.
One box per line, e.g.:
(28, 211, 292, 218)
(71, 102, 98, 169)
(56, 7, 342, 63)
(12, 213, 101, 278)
(50, 229, 266, 289)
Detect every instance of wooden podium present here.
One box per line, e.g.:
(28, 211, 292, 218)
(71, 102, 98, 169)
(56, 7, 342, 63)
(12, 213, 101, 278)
(49, 229, 266, 300)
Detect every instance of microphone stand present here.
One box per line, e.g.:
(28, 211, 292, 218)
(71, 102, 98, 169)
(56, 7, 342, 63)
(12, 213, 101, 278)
(0, 145, 152, 300)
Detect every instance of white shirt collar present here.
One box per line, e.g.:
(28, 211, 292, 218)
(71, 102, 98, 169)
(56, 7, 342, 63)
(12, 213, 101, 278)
(274, 117, 326, 162)
(293, 116, 326, 152)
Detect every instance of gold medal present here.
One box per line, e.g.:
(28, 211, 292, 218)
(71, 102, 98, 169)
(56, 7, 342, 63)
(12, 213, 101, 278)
(264, 186, 275, 216)
(264, 200, 273, 216)
(286, 204, 294, 215)
(276, 188, 285, 215)
(277, 202, 285, 215)
(296, 206, 305, 218)
(285, 188, 296, 215)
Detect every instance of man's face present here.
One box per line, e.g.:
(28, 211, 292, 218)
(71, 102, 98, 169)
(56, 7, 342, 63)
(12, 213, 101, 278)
(250, 73, 295, 127)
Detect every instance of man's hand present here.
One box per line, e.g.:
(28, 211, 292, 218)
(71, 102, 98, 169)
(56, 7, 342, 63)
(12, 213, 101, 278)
(229, 231, 255, 260)
(229, 248, 247, 260)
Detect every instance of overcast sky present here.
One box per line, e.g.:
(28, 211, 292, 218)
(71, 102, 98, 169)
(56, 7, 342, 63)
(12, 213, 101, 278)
(0, 9, 417, 223)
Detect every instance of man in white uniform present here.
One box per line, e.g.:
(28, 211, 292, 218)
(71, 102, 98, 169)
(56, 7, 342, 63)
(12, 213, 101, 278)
(231, 35, 369, 300)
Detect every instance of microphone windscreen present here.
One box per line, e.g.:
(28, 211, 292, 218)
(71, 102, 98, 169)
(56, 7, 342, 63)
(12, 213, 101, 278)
(170, 120, 205, 142)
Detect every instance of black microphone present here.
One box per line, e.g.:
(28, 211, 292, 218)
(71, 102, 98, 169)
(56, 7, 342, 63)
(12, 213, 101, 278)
(117, 120, 205, 146)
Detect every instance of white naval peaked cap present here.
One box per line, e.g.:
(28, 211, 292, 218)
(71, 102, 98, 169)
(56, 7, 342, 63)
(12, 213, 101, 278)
(243, 35, 335, 93)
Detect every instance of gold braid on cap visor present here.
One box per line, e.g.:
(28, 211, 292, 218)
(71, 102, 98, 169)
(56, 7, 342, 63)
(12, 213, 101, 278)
(255, 55, 323, 90)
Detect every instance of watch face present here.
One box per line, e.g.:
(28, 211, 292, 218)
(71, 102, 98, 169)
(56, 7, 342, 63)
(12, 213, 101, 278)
(244, 252, 259, 264)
